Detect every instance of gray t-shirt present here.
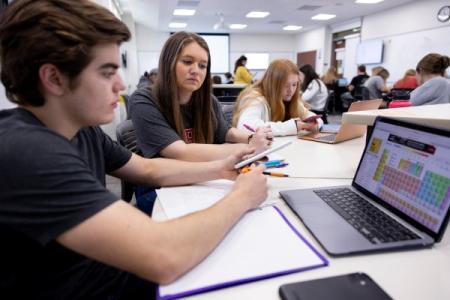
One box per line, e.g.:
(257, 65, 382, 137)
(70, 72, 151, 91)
(129, 88, 230, 158)
(364, 75, 385, 99)
(410, 76, 450, 106)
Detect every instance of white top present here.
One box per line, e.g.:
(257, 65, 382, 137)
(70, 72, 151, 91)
(301, 79, 328, 111)
(235, 91, 322, 136)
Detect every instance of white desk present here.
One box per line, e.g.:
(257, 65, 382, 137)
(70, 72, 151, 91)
(153, 136, 450, 300)
(342, 103, 450, 130)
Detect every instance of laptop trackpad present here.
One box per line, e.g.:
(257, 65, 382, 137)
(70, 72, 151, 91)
(286, 193, 370, 255)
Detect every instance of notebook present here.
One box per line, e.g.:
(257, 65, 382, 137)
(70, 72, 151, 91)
(281, 117, 450, 256)
(156, 180, 328, 299)
(300, 99, 382, 144)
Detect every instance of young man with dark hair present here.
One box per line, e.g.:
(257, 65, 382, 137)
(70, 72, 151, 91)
(0, 1, 267, 299)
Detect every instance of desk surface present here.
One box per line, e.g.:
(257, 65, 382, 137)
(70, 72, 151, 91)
(153, 136, 450, 300)
(342, 103, 450, 130)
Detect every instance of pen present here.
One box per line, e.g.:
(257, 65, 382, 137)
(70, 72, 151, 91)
(244, 124, 273, 141)
(263, 171, 289, 177)
(243, 124, 256, 133)
(241, 167, 289, 177)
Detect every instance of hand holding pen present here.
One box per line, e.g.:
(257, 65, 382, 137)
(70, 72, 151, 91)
(244, 124, 273, 150)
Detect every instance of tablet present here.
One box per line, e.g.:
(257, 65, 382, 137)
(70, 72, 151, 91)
(279, 273, 392, 300)
(234, 140, 292, 169)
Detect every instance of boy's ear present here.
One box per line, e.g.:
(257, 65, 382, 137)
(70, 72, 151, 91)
(38, 64, 68, 96)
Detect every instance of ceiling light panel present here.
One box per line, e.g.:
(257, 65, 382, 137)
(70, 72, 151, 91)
(355, 0, 384, 3)
(283, 25, 302, 31)
(229, 24, 247, 29)
(246, 11, 270, 18)
(311, 13, 336, 20)
(173, 9, 196, 16)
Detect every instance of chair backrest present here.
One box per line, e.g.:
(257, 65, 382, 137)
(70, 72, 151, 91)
(219, 102, 235, 127)
(116, 120, 140, 202)
(217, 95, 238, 102)
(360, 86, 371, 100)
(116, 119, 140, 154)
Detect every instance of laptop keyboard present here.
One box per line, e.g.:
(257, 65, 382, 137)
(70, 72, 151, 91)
(314, 188, 420, 244)
(317, 134, 336, 142)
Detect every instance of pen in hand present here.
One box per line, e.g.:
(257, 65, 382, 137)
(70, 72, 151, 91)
(244, 124, 273, 141)
(241, 167, 289, 177)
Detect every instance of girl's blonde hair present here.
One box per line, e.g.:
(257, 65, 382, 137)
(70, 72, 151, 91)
(232, 59, 301, 126)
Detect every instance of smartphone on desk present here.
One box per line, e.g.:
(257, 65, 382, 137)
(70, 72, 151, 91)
(279, 273, 392, 300)
(303, 115, 322, 123)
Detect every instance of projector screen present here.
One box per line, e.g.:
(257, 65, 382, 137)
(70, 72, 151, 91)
(199, 33, 229, 73)
(356, 39, 384, 65)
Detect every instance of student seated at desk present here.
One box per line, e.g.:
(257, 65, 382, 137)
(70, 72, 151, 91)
(0, 1, 268, 299)
(232, 59, 322, 136)
(130, 32, 271, 161)
(130, 32, 272, 213)
(363, 67, 391, 100)
(298, 64, 328, 113)
(410, 53, 450, 106)
(393, 69, 419, 90)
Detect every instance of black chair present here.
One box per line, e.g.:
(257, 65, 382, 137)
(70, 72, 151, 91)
(219, 101, 235, 126)
(311, 91, 333, 125)
(360, 86, 371, 100)
(116, 119, 141, 202)
(217, 95, 238, 102)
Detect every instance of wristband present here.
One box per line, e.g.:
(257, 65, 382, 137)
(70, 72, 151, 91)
(247, 134, 254, 144)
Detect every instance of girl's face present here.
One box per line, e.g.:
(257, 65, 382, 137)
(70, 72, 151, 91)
(175, 41, 208, 103)
(298, 71, 305, 84)
(282, 73, 299, 102)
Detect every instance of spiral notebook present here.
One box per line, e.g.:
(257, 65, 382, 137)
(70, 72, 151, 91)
(157, 181, 328, 300)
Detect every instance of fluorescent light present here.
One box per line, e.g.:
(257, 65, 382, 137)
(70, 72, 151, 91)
(169, 22, 187, 28)
(246, 11, 270, 18)
(311, 13, 336, 20)
(173, 9, 196, 16)
(283, 25, 302, 31)
(355, 0, 384, 3)
(229, 24, 247, 29)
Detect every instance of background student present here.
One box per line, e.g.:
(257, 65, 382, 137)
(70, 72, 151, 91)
(340, 64, 369, 108)
(410, 53, 450, 106)
(298, 64, 329, 114)
(234, 55, 253, 84)
(233, 59, 321, 136)
(0, 1, 268, 298)
(393, 69, 419, 90)
(137, 68, 158, 89)
(363, 67, 391, 100)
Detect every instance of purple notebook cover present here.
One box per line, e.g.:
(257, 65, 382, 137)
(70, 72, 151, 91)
(156, 206, 328, 300)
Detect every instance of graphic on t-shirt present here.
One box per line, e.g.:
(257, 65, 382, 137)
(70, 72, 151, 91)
(183, 128, 194, 143)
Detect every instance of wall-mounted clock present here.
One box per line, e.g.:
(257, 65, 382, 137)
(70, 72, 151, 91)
(437, 6, 450, 22)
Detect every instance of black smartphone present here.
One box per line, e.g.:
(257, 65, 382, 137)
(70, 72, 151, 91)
(279, 273, 392, 300)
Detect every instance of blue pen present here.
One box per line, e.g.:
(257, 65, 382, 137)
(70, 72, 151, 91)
(264, 160, 284, 166)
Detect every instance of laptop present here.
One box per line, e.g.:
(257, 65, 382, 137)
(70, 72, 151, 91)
(300, 99, 382, 144)
(281, 117, 450, 256)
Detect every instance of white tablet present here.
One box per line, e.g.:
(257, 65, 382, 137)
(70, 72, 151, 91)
(234, 140, 293, 169)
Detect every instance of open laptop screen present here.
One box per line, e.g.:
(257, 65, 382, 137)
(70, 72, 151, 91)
(354, 118, 450, 235)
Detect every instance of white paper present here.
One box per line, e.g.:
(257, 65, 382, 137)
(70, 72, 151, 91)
(157, 183, 327, 299)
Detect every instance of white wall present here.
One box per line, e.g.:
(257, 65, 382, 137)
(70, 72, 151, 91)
(120, 12, 139, 94)
(361, 0, 450, 82)
(0, 83, 15, 110)
(294, 27, 331, 74)
(134, 26, 297, 81)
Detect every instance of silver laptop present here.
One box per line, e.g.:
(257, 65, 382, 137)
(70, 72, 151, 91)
(300, 99, 382, 144)
(281, 117, 450, 256)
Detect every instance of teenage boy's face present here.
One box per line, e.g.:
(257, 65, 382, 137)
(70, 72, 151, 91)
(175, 42, 208, 103)
(65, 43, 125, 126)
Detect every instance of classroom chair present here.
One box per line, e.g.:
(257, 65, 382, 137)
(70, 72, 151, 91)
(115, 119, 141, 202)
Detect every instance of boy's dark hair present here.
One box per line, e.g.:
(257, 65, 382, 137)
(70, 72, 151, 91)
(358, 65, 366, 73)
(0, 0, 131, 106)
